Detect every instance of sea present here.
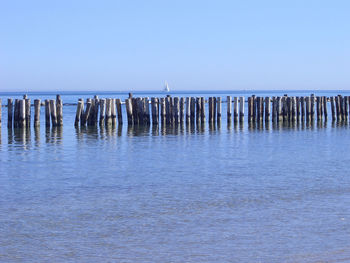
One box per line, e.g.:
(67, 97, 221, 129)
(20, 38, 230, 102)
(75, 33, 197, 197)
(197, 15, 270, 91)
(0, 90, 350, 263)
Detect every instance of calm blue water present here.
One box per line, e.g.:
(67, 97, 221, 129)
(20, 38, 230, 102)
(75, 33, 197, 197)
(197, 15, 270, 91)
(1, 90, 350, 262)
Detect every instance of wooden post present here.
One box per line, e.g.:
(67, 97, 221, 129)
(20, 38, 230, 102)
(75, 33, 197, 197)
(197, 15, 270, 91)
(24, 98, 31, 127)
(13, 99, 18, 128)
(45, 100, 51, 127)
(335, 96, 341, 121)
(323, 96, 328, 121)
(200, 97, 206, 123)
(339, 95, 345, 120)
(144, 97, 150, 124)
(125, 98, 133, 125)
(151, 98, 157, 125)
(99, 99, 106, 126)
(161, 98, 166, 124)
(111, 98, 117, 125)
(165, 96, 171, 124)
(116, 98, 122, 125)
(310, 94, 315, 120)
(291, 97, 296, 122)
(132, 98, 138, 125)
(19, 99, 26, 128)
(105, 98, 112, 126)
(190, 97, 195, 123)
(213, 97, 217, 123)
(74, 100, 83, 126)
(265, 97, 270, 122)
(286, 97, 291, 122)
(252, 95, 256, 121)
(344, 96, 348, 121)
(233, 97, 238, 122)
(56, 95, 63, 126)
(217, 97, 222, 123)
(271, 97, 276, 123)
(256, 97, 261, 122)
(174, 97, 180, 123)
(7, 99, 13, 128)
(82, 100, 92, 126)
(93, 96, 100, 126)
(239, 96, 244, 122)
(196, 97, 201, 123)
(34, 99, 41, 127)
(305, 97, 310, 122)
(330, 97, 335, 121)
(300, 97, 305, 121)
(296, 97, 300, 121)
(50, 100, 58, 127)
(185, 97, 190, 123)
(316, 97, 321, 121)
(180, 97, 185, 122)
(208, 97, 213, 123)
(227, 96, 232, 123)
(276, 97, 282, 122)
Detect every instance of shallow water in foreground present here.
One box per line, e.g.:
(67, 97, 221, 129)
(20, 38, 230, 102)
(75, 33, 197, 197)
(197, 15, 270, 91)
(1, 91, 350, 262)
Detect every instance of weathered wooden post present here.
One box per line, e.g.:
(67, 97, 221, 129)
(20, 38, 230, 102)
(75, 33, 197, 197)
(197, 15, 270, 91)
(19, 99, 26, 128)
(50, 100, 58, 127)
(233, 97, 238, 123)
(56, 95, 63, 126)
(151, 98, 158, 125)
(34, 99, 41, 127)
(125, 98, 133, 125)
(13, 99, 19, 128)
(99, 99, 106, 126)
(344, 96, 348, 121)
(300, 97, 305, 121)
(305, 97, 310, 122)
(165, 96, 171, 124)
(105, 98, 112, 126)
(310, 94, 315, 120)
(84, 99, 93, 126)
(180, 97, 185, 123)
(277, 97, 283, 122)
(316, 97, 321, 121)
(213, 97, 217, 123)
(296, 97, 300, 121)
(227, 96, 232, 123)
(111, 98, 117, 125)
(174, 97, 180, 123)
(208, 97, 213, 123)
(271, 97, 276, 123)
(116, 98, 122, 125)
(239, 96, 244, 122)
(74, 100, 83, 126)
(45, 100, 51, 127)
(252, 95, 256, 121)
(161, 98, 166, 124)
(93, 96, 99, 126)
(185, 97, 190, 123)
(24, 98, 31, 128)
(256, 97, 261, 122)
(323, 96, 328, 120)
(200, 97, 206, 123)
(196, 97, 201, 124)
(291, 97, 296, 122)
(217, 97, 222, 123)
(7, 99, 13, 128)
(190, 97, 195, 123)
(335, 96, 341, 121)
(330, 97, 335, 121)
(265, 97, 270, 122)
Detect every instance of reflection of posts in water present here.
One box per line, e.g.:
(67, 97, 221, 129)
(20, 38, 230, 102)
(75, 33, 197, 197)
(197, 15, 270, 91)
(13, 127, 29, 145)
(152, 124, 159, 136)
(34, 126, 40, 145)
(117, 124, 122, 136)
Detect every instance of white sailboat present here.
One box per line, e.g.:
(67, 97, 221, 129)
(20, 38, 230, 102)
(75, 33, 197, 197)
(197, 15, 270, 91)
(163, 82, 170, 92)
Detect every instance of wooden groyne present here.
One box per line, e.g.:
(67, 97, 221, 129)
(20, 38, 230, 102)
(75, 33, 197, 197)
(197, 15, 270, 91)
(3, 94, 350, 130)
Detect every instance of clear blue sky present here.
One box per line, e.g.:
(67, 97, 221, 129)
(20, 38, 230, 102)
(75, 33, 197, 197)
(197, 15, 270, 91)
(1, 0, 349, 91)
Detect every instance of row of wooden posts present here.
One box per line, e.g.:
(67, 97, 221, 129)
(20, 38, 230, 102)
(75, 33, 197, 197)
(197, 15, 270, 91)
(74, 94, 349, 127)
(3, 95, 63, 129)
(1, 94, 349, 129)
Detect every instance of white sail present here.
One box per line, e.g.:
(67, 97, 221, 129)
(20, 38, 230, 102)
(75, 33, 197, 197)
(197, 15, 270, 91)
(163, 82, 170, 92)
